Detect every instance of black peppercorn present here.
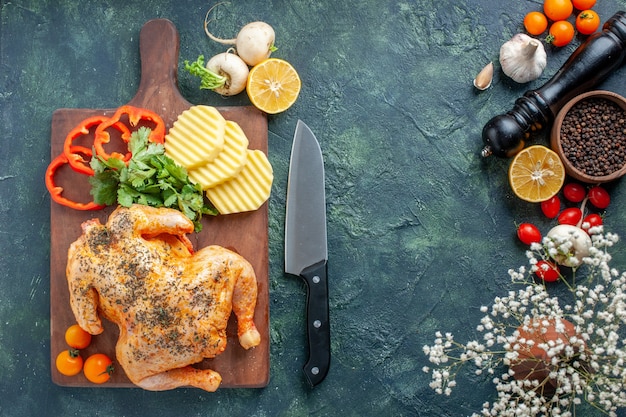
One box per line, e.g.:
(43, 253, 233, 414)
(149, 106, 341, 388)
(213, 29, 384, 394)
(559, 98, 626, 177)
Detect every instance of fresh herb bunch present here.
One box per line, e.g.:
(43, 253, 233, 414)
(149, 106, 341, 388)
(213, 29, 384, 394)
(422, 227, 626, 417)
(89, 126, 218, 231)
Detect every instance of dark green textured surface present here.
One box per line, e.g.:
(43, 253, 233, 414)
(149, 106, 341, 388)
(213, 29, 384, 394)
(3, 0, 626, 416)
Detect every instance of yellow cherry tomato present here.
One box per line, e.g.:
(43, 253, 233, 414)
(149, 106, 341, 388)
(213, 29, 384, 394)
(524, 11, 549, 35)
(64, 324, 92, 350)
(56, 349, 83, 376)
(544, 0, 574, 21)
(547, 20, 575, 47)
(83, 353, 114, 384)
(576, 10, 601, 35)
(572, 0, 596, 10)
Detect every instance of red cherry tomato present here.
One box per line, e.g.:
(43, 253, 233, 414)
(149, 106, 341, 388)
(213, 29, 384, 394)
(562, 183, 586, 203)
(517, 223, 542, 245)
(582, 213, 603, 232)
(588, 186, 610, 209)
(541, 195, 561, 219)
(558, 207, 583, 225)
(535, 260, 560, 282)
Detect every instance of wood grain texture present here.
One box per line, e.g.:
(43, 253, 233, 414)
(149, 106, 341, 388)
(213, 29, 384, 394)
(50, 19, 269, 389)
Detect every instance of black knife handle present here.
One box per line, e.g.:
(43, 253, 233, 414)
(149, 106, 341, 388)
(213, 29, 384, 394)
(300, 259, 330, 387)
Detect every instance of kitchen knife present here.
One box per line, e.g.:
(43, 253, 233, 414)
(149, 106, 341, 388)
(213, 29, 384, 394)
(285, 120, 330, 387)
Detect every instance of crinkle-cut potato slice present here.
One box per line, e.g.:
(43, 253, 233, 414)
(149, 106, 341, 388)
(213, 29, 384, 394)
(205, 150, 273, 215)
(164, 105, 226, 169)
(188, 120, 249, 190)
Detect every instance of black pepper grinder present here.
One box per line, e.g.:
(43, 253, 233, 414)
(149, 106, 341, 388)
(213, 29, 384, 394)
(481, 11, 626, 158)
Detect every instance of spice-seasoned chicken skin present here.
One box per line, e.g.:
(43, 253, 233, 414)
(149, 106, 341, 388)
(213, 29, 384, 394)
(66, 204, 261, 392)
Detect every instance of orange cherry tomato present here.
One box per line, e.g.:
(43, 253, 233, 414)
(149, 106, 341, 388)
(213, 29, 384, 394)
(572, 0, 596, 10)
(56, 349, 84, 376)
(543, 0, 574, 21)
(524, 11, 549, 35)
(576, 10, 601, 35)
(83, 353, 114, 384)
(64, 324, 92, 350)
(547, 20, 575, 47)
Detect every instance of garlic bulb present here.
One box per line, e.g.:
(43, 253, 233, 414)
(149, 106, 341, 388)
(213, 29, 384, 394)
(546, 224, 592, 267)
(499, 33, 547, 83)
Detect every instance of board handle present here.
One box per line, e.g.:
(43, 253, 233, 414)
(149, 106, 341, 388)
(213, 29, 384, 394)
(126, 18, 192, 127)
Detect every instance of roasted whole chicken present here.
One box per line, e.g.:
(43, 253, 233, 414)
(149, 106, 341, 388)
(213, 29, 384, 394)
(66, 204, 261, 391)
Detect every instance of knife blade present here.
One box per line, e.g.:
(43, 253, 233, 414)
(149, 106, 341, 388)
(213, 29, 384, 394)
(285, 120, 330, 387)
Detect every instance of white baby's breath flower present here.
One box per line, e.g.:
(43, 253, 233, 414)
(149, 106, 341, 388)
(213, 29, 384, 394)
(422, 229, 626, 416)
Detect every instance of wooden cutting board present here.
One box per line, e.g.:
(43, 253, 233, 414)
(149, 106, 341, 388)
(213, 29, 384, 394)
(49, 19, 270, 389)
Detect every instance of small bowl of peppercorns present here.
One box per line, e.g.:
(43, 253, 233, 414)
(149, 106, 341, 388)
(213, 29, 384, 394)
(551, 90, 626, 184)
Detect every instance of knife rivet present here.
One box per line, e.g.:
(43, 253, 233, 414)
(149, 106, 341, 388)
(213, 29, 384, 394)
(311, 367, 320, 375)
(313, 319, 322, 328)
(313, 275, 320, 284)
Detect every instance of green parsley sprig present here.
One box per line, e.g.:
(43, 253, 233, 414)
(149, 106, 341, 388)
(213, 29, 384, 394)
(184, 55, 228, 90)
(89, 126, 218, 232)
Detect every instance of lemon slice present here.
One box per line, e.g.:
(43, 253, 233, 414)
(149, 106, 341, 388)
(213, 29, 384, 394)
(508, 145, 565, 202)
(247, 58, 301, 114)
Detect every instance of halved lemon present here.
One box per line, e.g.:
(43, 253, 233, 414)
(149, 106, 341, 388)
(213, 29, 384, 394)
(247, 58, 301, 114)
(508, 145, 565, 202)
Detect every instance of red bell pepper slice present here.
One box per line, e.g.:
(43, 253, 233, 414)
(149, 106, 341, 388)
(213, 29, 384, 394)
(45, 153, 105, 211)
(63, 115, 130, 174)
(65, 146, 96, 176)
(93, 105, 165, 161)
